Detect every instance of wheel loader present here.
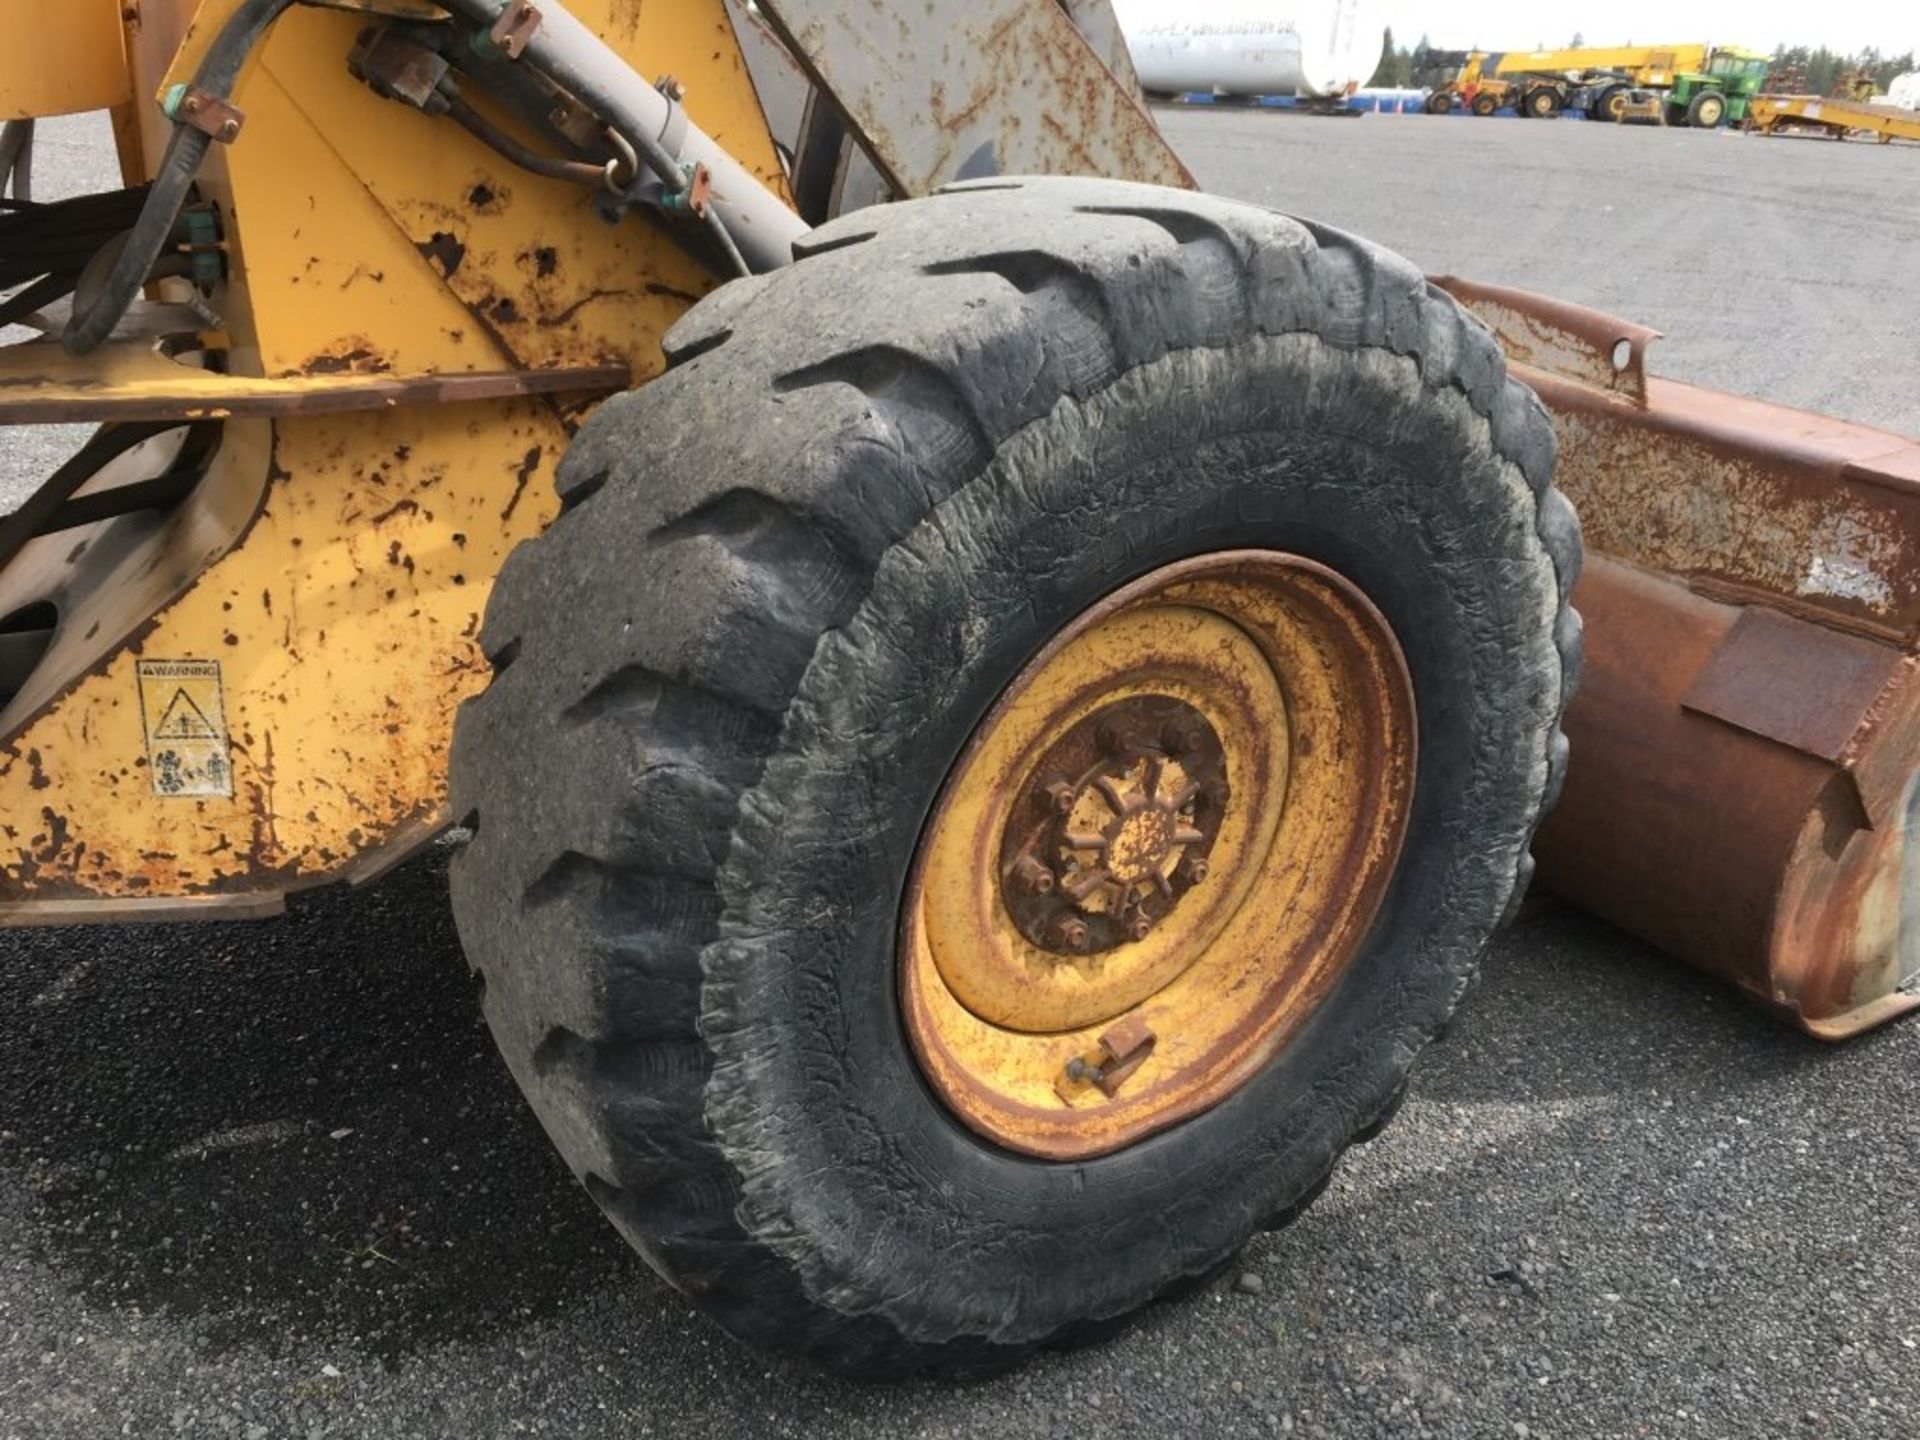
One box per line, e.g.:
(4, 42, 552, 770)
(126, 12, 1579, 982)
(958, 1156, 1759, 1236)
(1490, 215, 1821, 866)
(3, 0, 1918, 1378)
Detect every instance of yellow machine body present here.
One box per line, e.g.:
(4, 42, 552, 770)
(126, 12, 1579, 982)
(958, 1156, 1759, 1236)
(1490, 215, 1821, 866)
(0, 0, 787, 919)
(1493, 44, 1712, 91)
(0, 1, 132, 120)
(1, 0, 1917, 1042)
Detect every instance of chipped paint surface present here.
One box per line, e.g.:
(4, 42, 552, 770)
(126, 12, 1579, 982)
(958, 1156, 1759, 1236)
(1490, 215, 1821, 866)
(0, 400, 565, 904)
(758, 0, 1191, 196)
(1439, 276, 1920, 642)
(1457, 277, 1920, 1037)
(902, 555, 1415, 1157)
(0, 0, 799, 916)
(1549, 392, 1920, 641)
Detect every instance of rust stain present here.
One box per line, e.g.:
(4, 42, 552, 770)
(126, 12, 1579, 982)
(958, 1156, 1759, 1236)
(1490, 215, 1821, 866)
(1462, 275, 1920, 1038)
(302, 346, 393, 378)
(415, 231, 466, 278)
(500, 445, 542, 522)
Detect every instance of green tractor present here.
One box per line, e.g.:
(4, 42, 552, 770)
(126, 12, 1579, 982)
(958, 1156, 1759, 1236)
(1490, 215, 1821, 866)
(1667, 48, 1772, 127)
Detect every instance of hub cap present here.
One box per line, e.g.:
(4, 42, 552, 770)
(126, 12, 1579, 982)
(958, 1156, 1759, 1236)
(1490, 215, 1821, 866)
(900, 552, 1417, 1160)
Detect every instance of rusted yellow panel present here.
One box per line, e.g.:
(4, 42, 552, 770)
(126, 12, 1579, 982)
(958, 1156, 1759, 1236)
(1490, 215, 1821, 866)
(0, 0, 797, 915)
(0, 0, 130, 119)
(0, 398, 566, 904)
(0, 337, 625, 424)
(211, 3, 789, 381)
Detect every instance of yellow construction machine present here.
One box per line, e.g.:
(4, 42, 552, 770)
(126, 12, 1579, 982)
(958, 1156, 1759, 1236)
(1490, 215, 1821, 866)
(3, 0, 1917, 1378)
(1494, 43, 1710, 119)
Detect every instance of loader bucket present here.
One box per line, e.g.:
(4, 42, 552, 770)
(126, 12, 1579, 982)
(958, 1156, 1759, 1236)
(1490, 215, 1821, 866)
(1436, 276, 1920, 1038)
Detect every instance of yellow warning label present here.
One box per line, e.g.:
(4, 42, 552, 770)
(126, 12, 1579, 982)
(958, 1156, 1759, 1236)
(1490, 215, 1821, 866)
(136, 659, 232, 798)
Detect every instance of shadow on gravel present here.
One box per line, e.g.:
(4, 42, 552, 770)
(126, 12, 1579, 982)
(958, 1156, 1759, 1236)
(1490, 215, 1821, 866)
(1413, 895, 1851, 1108)
(0, 850, 663, 1364)
(0, 864, 1888, 1396)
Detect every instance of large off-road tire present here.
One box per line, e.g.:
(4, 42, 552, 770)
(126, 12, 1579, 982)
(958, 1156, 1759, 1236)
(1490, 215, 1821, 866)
(1686, 90, 1727, 128)
(1592, 85, 1627, 122)
(1472, 91, 1500, 116)
(448, 177, 1582, 1378)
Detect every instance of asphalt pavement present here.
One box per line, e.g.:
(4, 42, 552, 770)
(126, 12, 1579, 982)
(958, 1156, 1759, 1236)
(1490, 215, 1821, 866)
(3, 107, 1919, 1440)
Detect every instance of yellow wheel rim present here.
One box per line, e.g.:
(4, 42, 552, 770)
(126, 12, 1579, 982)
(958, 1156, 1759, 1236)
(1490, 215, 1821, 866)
(900, 552, 1417, 1160)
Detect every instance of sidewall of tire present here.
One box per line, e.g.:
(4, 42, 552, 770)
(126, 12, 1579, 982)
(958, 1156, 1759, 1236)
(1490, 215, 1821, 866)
(704, 336, 1562, 1350)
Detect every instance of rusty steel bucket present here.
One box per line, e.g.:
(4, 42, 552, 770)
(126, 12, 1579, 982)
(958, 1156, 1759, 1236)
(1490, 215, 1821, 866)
(1435, 277, 1920, 1039)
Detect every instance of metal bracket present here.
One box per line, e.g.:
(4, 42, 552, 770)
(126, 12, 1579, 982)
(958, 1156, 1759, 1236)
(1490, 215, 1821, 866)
(653, 91, 689, 160)
(1054, 1015, 1157, 1102)
(487, 0, 542, 60)
(659, 162, 713, 219)
(165, 85, 245, 144)
(349, 26, 454, 112)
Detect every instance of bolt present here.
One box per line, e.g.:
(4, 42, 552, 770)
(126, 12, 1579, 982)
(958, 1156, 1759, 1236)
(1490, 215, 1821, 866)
(1181, 855, 1210, 885)
(1051, 916, 1090, 952)
(1125, 911, 1154, 942)
(219, 120, 240, 141)
(1163, 718, 1207, 755)
(1011, 855, 1055, 896)
(1039, 779, 1077, 816)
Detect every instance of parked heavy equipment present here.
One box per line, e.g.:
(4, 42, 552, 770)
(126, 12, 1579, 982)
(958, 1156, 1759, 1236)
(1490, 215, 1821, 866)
(1420, 50, 1511, 115)
(1, 0, 1916, 1379)
(1658, 47, 1771, 127)
(1437, 43, 1770, 125)
(1748, 91, 1920, 144)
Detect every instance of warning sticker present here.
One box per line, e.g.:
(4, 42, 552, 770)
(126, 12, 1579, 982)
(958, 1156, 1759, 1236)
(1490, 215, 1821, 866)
(136, 659, 233, 798)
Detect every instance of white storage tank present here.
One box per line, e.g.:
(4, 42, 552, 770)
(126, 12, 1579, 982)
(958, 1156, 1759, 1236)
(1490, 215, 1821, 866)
(1886, 71, 1919, 111)
(1111, 0, 1390, 99)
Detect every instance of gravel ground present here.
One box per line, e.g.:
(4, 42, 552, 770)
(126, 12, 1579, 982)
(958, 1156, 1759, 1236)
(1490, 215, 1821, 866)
(3, 108, 1919, 1439)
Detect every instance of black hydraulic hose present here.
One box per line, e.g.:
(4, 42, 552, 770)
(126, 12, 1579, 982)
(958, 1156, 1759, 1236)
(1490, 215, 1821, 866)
(434, 0, 684, 189)
(0, 273, 70, 331)
(444, 96, 608, 187)
(0, 119, 31, 202)
(62, 0, 299, 354)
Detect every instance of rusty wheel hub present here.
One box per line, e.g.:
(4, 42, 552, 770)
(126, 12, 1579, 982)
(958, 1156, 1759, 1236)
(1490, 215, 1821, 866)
(1002, 696, 1228, 956)
(900, 551, 1418, 1161)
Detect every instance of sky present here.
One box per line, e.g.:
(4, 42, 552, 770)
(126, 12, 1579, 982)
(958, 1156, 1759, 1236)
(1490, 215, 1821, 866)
(1378, 0, 1919, 58)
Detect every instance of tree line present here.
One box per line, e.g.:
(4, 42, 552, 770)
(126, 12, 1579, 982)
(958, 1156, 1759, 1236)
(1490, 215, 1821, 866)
(1366, 29, 1917, 93)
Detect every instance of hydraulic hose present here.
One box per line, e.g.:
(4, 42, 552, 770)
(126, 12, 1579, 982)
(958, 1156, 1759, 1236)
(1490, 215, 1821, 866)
(445, 96, 608, 188)
(0, 119, 33, 203)
(63, 0, 299, 354)
(434, 0, 807, 273)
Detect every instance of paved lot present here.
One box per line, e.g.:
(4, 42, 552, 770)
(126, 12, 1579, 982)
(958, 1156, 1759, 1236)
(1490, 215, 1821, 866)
(4, 109, 1919, 1439)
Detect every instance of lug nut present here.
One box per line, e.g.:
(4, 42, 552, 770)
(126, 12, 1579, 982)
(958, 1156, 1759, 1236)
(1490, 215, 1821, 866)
(1162, 718, 1206, 755)
(1051, 916, 1090, 952)
(1040, 779, 1077, 816)
(1124, 912, 1154, 942)
(1181, 856, 1210, 885)
(1011, 855, 1055, 896)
